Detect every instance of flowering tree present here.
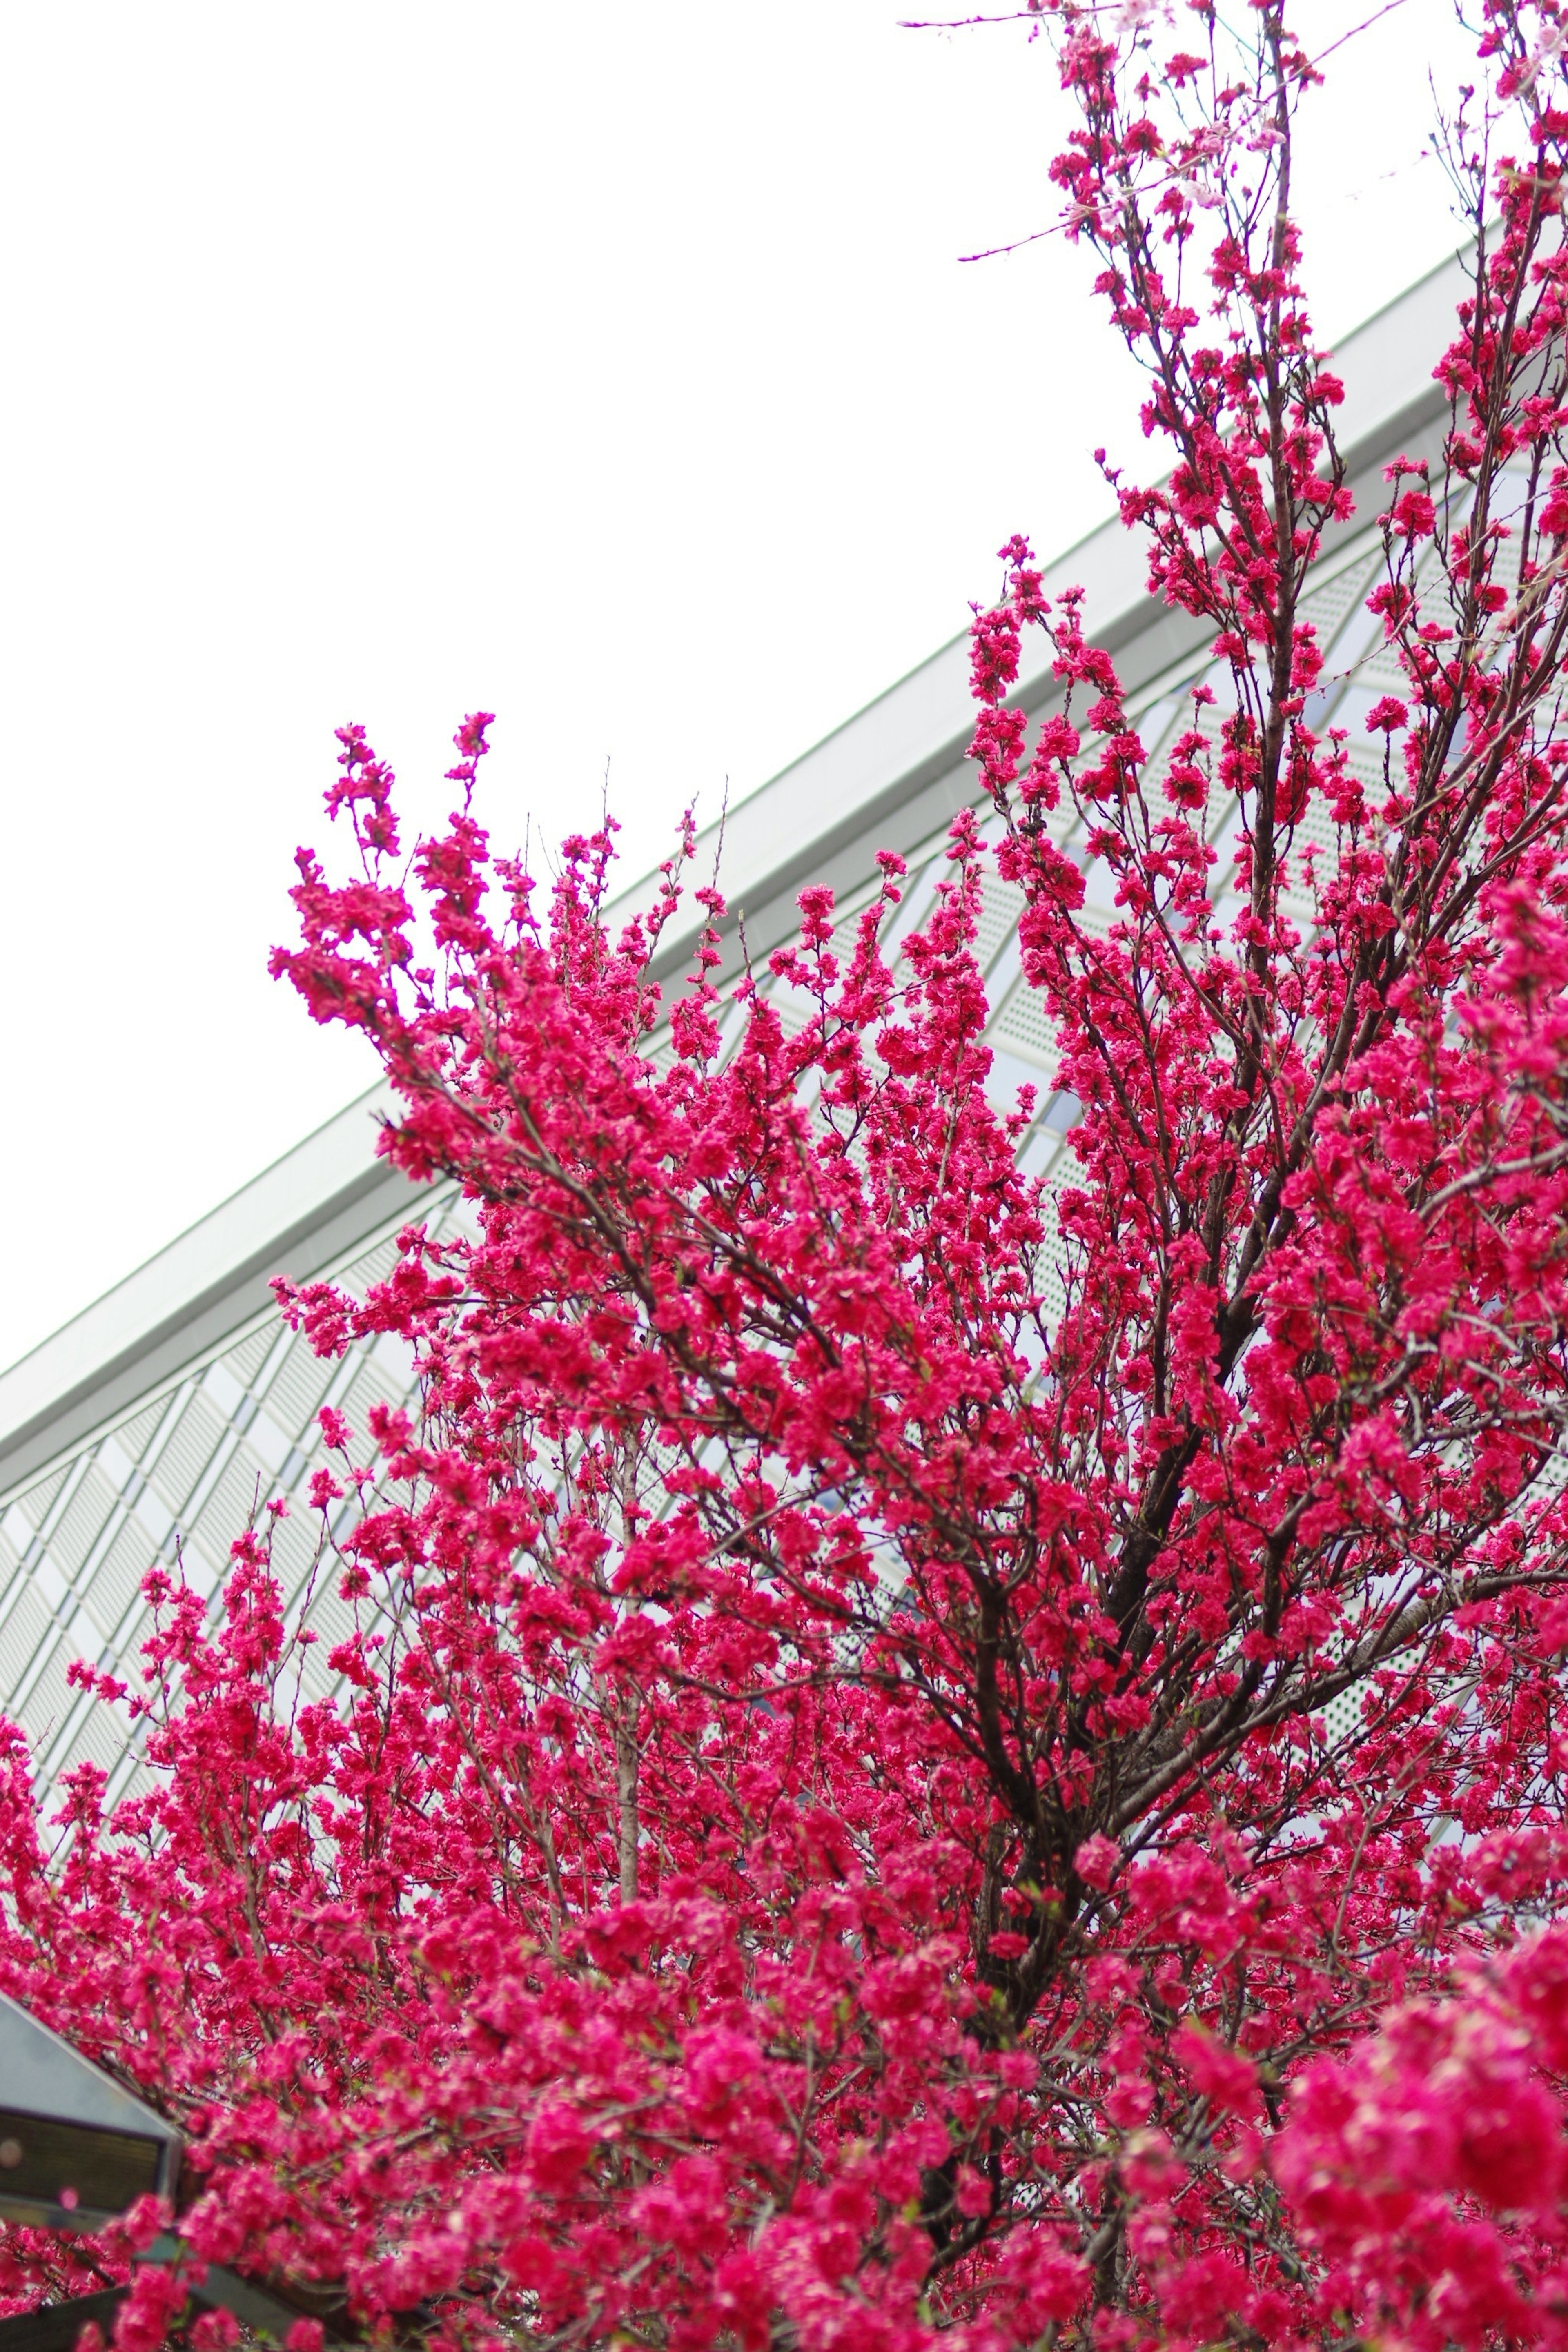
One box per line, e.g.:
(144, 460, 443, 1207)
(9, 1, 1568, 2346)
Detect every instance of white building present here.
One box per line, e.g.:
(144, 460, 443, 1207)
(0, 250, 1465, 1809)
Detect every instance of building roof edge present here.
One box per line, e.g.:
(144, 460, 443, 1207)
(0, 1087, 427, 1486)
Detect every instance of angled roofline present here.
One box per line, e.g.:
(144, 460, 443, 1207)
(0, 1987, 179, 2148)
(0, 1089, 427, 1495)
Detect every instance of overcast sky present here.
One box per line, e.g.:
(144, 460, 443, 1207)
(0, 0, 1477, 1365)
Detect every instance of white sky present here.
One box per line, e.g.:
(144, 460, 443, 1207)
(0, 0, 1477, 1366)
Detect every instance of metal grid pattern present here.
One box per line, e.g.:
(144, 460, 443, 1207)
(0, 1195, 466, 1818)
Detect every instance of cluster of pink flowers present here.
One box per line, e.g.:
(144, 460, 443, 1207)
(7, 1, 1568, 2345)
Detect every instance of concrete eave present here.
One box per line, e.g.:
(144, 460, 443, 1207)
(0, 1088, 428, 1494)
